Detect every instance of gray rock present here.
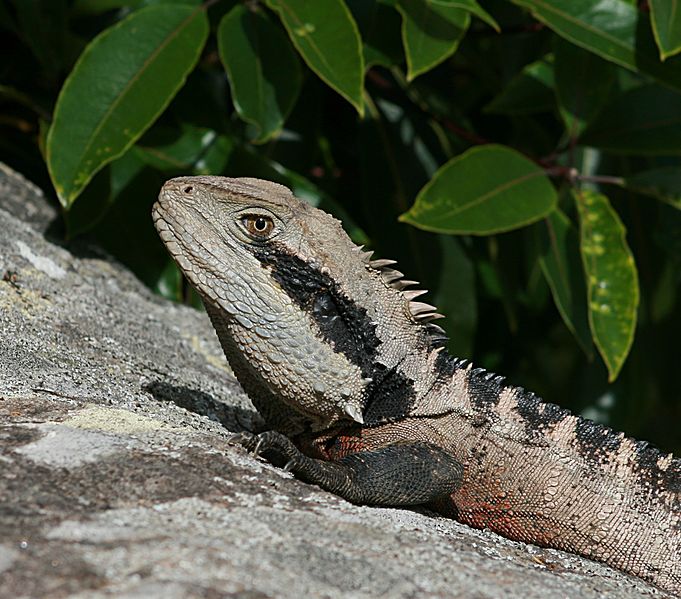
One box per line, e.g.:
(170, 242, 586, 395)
(0, 164, 673, 598)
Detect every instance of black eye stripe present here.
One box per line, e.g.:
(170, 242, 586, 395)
(251, 244, 417, 426)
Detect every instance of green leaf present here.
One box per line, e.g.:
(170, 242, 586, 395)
(511, 0, 681, 94)
(63, 167, 114, 238)
(580, 84, 681, 155)
(396, 0, 470, 81)
(218, 5, 301, 142)
(650, 0, 681, 61)
(484, 55, 555, 115)
(134, 124, 235, 173)
(553, 37, 615, 137)
(265, 0, 364, 115)
(346, 0, 404, 68)
(625, 167, 681, 209)
(535, 208, 592, 354)
(400, 144, 557, 235)
(431, 0, 499, 31)
(46, 4, 208, 208)
(574, 189, 639, 381)
(64, 143, 148, 238)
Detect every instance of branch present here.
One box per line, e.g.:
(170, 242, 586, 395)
(544, 166, 625, 186)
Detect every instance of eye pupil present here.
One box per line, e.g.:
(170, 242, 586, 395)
(242, 215, 273, 238)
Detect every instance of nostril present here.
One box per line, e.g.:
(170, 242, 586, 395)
(183, 186, 193, 194)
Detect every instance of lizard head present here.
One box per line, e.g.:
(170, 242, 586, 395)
(153, 176, 357, 290)
(153, 176, 444, 431)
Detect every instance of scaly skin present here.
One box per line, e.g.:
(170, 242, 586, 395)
(153, 176, 680, 594)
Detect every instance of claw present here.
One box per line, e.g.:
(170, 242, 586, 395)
(283, 459, 296, 472)
(253, 438, 265, 456)
(228, 431, 301, 468)
(227, 432, 255, 446)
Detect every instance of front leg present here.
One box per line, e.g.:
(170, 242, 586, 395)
(232, 431, 464, 506)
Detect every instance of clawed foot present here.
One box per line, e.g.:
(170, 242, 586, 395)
(228, 431, 263, 455)
(228, 430, 305, 471)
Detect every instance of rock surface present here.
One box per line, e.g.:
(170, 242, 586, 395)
(0, 164, 673, 598)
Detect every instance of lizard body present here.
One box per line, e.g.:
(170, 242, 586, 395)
(153, 176, 680, 594)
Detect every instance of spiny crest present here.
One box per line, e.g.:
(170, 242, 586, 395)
(469, 366, 507, 387)
(352, 244, 447, 330)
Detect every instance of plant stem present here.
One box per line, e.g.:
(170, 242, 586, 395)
(544, 166, 625, 186)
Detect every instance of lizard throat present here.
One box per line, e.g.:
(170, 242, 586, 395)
(250, 245, 417, 425)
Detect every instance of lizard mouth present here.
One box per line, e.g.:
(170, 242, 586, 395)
(152, 199, 208, 285)
(151, 201, 184, 262)
(152, 203, 224, 312)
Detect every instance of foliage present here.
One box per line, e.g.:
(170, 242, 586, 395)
(2, 0, 680, 452)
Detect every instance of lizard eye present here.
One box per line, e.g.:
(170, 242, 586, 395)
(242, 215, 275, 239)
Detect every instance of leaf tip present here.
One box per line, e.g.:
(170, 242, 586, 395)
(657, 48, 681, 62)
(484, 17, 500, 33)
(51, 183, 69, 209)
(606, 363, 621, 383)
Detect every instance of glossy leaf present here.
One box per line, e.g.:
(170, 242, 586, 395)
(134, 124, 235, 174)
(432, 0, 499, 31)
(554, 37, 615, 137)
(397, 0, 470, 81)
(484, 55, 555, 115)
(580, 84, 681, 155)
(574, 189, 639, 381)
(266, 0, 364, 115)
(535, 209, 592, 354)
(400, 144, 557, 235)
(625, 167, 681, 209)
(512, 0, 681, 93)
(650, 0, 681, 60)
(46, 4, 208, 207)
(218, 5, 301, 142)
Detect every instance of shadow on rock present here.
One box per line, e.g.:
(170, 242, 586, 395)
(144, 381, 263, 434)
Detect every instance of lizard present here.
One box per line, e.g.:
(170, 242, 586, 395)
(152, 175, 680, 595)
